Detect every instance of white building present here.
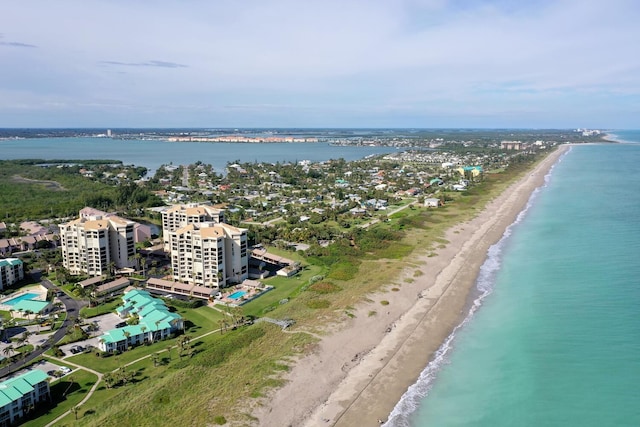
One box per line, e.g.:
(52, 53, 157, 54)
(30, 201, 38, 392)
(424, 198, 440, 208)
(0, 258, 24, 289)
(169, 222, 248, 288)
(60, 211, 136, 276)
(161, 204, 225, 251)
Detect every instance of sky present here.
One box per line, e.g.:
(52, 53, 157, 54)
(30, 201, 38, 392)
(1, 0, 639, 128)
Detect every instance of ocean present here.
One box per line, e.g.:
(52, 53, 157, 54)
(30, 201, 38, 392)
(387, 135, 640, 426)
(0, 137, 398, 175)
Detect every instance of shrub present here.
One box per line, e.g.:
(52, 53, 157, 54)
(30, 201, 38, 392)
(327, 262, 358, 281)
(308, 275, 325, 284)
(165, 298, 203, 309)
(380, 300, 390, 306)
(306, 299, 331, 309)
(309, 282, 342, 294)
(213, 415, 227, 425)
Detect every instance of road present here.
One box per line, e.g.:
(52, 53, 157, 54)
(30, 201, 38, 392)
(357, 200, 417, 228)
(0, 276, 88, 378)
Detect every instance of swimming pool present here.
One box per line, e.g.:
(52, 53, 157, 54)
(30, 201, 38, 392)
(227, 290, 247, 300)
(3, 293, 39, 306)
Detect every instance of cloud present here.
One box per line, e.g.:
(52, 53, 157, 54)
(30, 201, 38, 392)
(0, 34, 37, 48)
(99, 60, 187, 68)
(2, 0, 640, 127)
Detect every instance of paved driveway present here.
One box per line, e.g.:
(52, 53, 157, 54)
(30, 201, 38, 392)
(58, 313, 121, 357)
(2, 359, 75, 381)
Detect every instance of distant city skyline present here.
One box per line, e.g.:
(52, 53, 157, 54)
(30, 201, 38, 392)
(1, 1, 639, 128)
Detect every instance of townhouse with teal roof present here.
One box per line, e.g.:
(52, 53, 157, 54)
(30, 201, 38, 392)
(98, 289, 183, 353)
(0, 370, 50, 426)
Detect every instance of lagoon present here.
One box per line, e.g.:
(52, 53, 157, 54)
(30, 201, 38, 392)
(0, 137, 399, 175)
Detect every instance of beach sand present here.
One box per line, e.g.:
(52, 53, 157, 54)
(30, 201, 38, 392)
(252, 145, 568, 427)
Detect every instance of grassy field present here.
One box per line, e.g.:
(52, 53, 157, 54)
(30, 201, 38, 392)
(79, 300, 122, 319)
(20, 152, 551, 426)
(50, 325, 313, 426)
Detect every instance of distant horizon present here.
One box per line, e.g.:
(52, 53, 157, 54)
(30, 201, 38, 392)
(0, 126, 623, 131)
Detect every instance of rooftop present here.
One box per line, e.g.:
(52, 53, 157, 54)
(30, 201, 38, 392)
(0, 370, 49, 407)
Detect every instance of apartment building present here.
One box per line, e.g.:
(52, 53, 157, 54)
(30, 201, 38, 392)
(0, 258, 24, 289)
(60, 212, 136, 276)
(98, 289, 183, 353)
(161, 204, 224, 251)
(169, 221, 248, 288)
(0, 370, 50, 426)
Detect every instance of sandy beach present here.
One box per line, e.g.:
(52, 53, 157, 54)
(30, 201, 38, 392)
(252, 145, 569, 427)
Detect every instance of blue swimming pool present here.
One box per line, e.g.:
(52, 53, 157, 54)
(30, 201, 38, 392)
(227, 290, 247, 300)
(3, 293, 39, 306)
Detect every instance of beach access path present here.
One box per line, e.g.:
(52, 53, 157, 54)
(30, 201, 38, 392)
(252, 146, 569, 427)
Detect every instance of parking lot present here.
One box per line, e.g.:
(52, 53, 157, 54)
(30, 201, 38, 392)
(3, 359, 76, 382)
(58, 312, 122, 357)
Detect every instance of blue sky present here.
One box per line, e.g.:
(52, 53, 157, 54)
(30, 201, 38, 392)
(1, 0, 639, 128)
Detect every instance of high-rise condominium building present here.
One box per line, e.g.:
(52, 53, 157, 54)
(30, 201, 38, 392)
(161, 204, 225, 251)
(169, 221, 248, 288)
(161, 204, 247, 288)
(60, 212, 136, 276)
(0, 258, 24, 289)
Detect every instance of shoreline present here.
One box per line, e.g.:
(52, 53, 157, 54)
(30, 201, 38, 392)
(601, 132, 626, 144)
(252, 145, 569, 427)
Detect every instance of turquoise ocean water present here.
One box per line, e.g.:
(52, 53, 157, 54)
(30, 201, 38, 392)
(387, 135, 640, 426)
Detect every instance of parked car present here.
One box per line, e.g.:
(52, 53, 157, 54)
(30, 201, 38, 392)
(69, 345, 84, 354)
(60, 366, 72, 374)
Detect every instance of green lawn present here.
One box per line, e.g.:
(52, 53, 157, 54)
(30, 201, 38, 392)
(80, 299, 122, 318)
(241, 263, 324, 317)
(58, 327, 88, 345)
(68, 338, 181, 373)
(171, 305, 225, 333)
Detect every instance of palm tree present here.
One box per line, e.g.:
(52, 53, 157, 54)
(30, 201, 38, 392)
(34, 314, 41, 332)
(218, 318, 227, 334)
(108, 261, 116, 278)
(103, 372, 115, 389)
(166, 345, 172, 360)
(180, 334, 191, 349)
(72, 405, 81, 420)
(2, 345, 14, 358)
(154, 320, 161, 341)
(19, 331, 32, 347)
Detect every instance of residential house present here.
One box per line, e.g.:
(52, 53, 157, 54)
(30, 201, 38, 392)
(424, 198, 441, 208)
